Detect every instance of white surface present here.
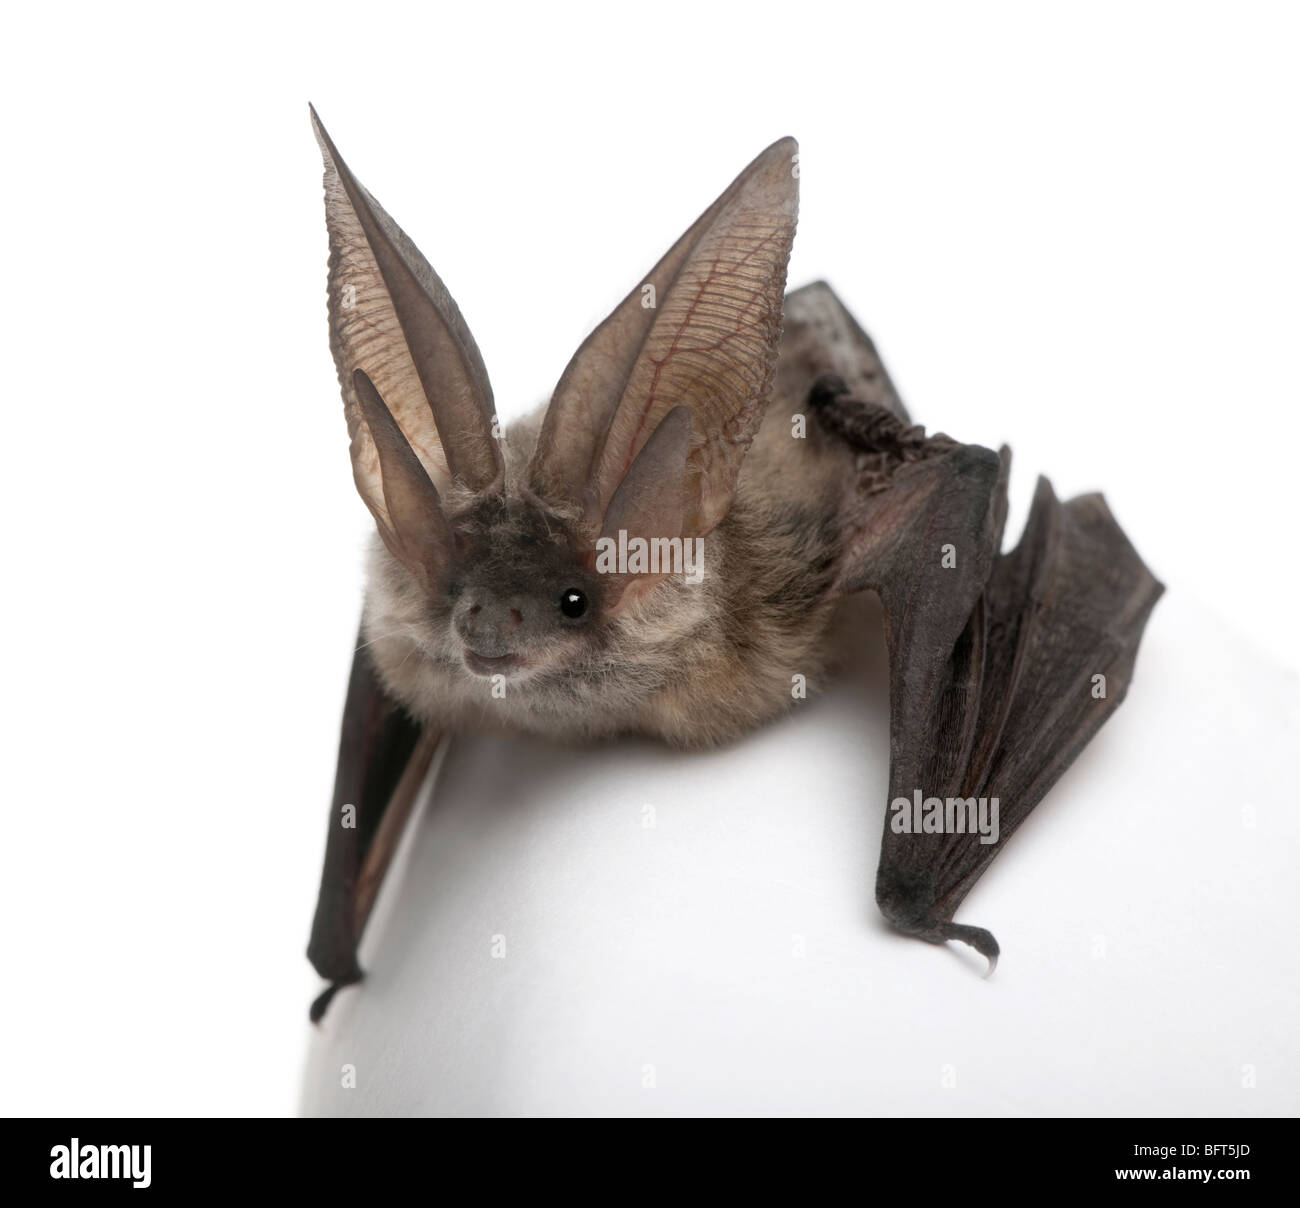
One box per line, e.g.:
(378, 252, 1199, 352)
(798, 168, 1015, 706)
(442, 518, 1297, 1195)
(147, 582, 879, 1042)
(2, 2, 1298, 1116)
(301, 591, 1300, 1117)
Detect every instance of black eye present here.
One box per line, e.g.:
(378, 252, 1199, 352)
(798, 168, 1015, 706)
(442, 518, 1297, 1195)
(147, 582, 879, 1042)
(559, 588, 588, 619)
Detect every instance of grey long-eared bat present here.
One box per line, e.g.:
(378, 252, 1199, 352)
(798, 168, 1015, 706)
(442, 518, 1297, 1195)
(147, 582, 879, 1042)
(305, 108, 1163, 1023)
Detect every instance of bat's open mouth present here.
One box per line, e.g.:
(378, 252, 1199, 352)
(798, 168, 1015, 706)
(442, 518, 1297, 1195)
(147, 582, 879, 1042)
(463, 650, 525, 677)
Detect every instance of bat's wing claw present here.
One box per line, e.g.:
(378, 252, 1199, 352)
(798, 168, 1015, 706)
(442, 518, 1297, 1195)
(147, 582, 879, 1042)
(309, 978, 359, 1026)
(942, 922, 1000, 976)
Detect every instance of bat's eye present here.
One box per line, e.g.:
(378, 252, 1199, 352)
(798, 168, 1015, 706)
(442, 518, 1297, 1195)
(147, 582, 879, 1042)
(559, 588, 588, 619)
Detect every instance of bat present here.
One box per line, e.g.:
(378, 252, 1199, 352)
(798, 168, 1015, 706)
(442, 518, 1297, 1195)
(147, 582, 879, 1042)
(304, 108, 1164, 1023)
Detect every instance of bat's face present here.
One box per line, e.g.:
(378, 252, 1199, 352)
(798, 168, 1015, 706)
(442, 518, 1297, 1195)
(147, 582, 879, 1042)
(438, 497, 609, 683)
(312, 109, 798, 702)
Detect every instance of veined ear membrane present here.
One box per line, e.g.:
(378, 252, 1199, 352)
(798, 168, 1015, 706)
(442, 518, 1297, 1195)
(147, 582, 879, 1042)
(352, 369, 453, 584)
(530, 136, 799, 540)
(311, 106, 504, 511)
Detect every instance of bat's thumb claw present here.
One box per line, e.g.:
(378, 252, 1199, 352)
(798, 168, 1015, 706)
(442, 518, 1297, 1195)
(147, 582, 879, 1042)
(309, 975, 361, 1025)
(941, 922, 1000, 976)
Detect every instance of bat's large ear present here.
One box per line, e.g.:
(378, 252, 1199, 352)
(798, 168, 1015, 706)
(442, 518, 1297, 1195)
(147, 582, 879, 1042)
(351, 369, 454, 587)
(311, 107, 504, 538)
(529, 137, 799, 544)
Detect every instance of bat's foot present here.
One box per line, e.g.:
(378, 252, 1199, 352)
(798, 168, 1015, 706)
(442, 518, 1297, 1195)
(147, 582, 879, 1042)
(807, 373, 931, 457)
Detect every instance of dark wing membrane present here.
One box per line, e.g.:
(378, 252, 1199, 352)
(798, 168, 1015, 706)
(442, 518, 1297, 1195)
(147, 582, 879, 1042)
(780, 281, 911, 424)
(921, 481, 1164, 925)
(307, 628, 438, 1022)
(811, 372, 1163, 966)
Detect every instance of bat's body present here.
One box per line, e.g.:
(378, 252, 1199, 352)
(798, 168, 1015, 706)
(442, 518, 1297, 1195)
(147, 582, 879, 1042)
(306, 110, 1163, 1022)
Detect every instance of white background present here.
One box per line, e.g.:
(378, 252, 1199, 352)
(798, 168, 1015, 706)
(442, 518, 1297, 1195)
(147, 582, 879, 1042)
(2, 1, 1297, 1116)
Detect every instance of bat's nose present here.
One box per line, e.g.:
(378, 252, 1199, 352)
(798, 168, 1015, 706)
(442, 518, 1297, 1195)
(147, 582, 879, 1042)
(456, 597, 526, 655)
